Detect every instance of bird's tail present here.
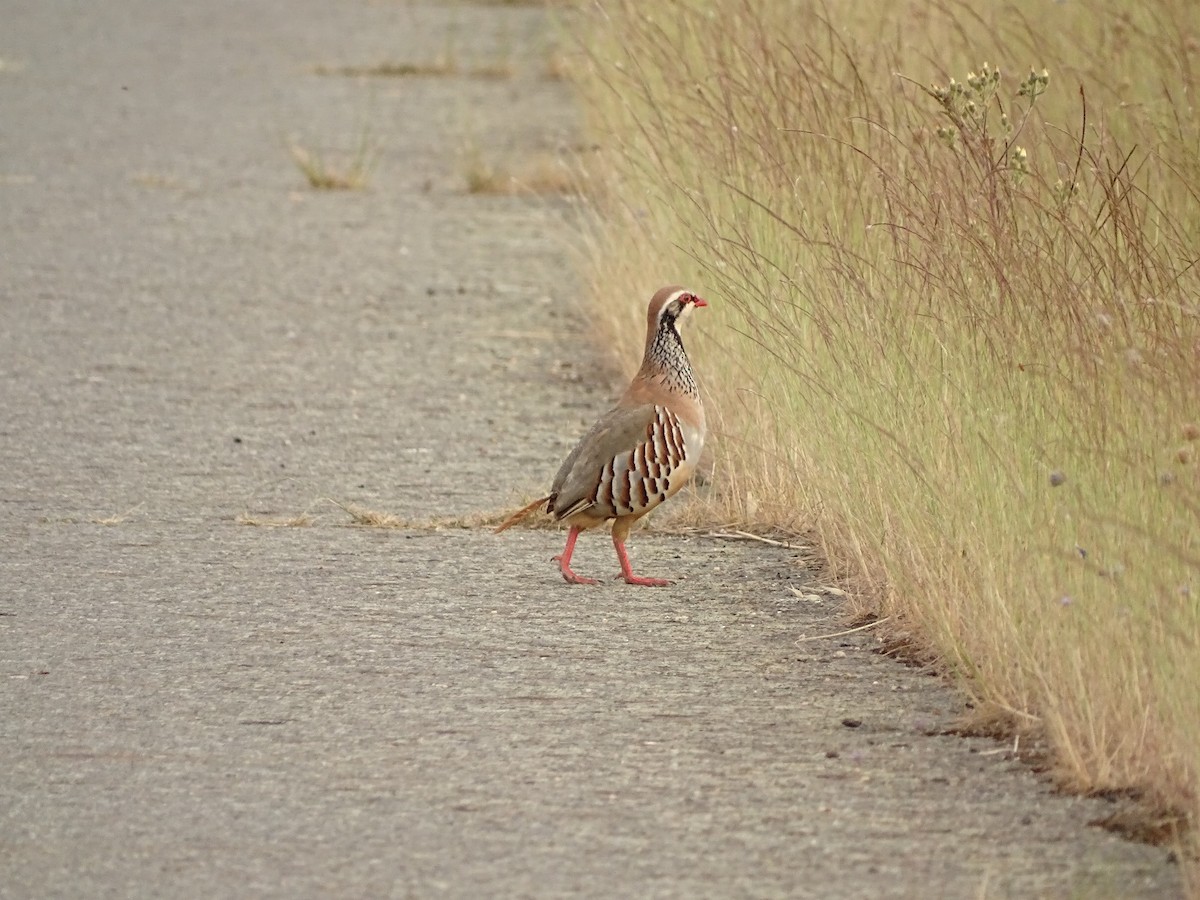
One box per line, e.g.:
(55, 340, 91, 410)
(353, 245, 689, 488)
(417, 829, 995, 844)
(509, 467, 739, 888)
(493, 496, 552, 533)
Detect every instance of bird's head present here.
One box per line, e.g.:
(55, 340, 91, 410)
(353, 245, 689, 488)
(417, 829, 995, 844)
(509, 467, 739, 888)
(647, 285, 708, 338)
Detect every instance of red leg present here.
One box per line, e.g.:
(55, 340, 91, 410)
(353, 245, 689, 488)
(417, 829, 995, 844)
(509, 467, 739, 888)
(553, 526, 598, 585)
(612, 535, 671, 587)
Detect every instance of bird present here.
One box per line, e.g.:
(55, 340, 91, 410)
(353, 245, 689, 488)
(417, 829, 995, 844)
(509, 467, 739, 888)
(495, 285, 707, 586)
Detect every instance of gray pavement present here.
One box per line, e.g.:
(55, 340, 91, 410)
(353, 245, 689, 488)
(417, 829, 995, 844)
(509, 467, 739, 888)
(0, 2, 1183, 898)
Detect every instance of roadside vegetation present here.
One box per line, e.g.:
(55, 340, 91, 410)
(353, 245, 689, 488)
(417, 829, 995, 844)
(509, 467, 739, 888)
(573, 0, 1199, 877)
(461, 139, 580, 195)
(288, 125, 377, 190)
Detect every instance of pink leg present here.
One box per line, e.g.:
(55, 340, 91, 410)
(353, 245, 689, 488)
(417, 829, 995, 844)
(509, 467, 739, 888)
(612, 536, 671, 587)
(553, 526, 599, 585)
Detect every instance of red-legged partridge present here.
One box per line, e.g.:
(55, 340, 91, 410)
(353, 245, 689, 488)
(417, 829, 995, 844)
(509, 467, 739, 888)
(496, 285, 707, 586)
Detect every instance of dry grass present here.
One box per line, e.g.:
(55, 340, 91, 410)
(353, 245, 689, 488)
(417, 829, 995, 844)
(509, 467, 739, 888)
(288, 132, 376, 191)
(130, 172, 188, 191)
(92, 504, 144, 526)
(234, 500, 520, 531)
(314, 59, 459, 78)
(544, 46, 571, 81)
(460, 0, 566, 5)
(236, 513, 315, 528)
(325, 499, 405, 528)
(471, 60, 518, 79)
(325, 498, 514, 530)
(575, 0, 1200, 879)
(462, 144, 580, 195)
(313, 56, 514, 81)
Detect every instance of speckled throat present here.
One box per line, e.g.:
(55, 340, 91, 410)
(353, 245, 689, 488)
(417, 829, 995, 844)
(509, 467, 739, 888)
(646, 319, 699, 399)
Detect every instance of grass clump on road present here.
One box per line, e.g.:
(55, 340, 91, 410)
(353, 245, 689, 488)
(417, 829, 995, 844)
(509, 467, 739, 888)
(314, 60, 461, 78)
(573, 0, 1200, 870)
(461, 140, 580, 195)
(288, 121, 378, 191)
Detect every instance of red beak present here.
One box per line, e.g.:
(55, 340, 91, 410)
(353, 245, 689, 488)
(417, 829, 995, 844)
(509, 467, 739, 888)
(691, 296, 708, 308)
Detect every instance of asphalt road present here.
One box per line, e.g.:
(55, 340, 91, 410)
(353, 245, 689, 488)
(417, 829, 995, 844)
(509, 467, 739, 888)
(0, 2, 1183, 898)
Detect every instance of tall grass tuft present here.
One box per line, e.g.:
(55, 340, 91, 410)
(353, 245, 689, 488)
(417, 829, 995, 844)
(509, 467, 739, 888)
(574, 0, 1200, 873)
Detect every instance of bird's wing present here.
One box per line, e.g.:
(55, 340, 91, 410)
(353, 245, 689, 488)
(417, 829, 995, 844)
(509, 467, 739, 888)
(549, 403, 691, 521)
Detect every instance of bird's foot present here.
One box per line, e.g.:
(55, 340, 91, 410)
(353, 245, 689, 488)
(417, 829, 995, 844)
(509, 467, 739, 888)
(610, 538, 672, 586)
(553, 555, 599, 585)
(619, 573, 672, 587)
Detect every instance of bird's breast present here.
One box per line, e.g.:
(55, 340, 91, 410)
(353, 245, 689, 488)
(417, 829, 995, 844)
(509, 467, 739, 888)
(679, 417, 705, 464)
